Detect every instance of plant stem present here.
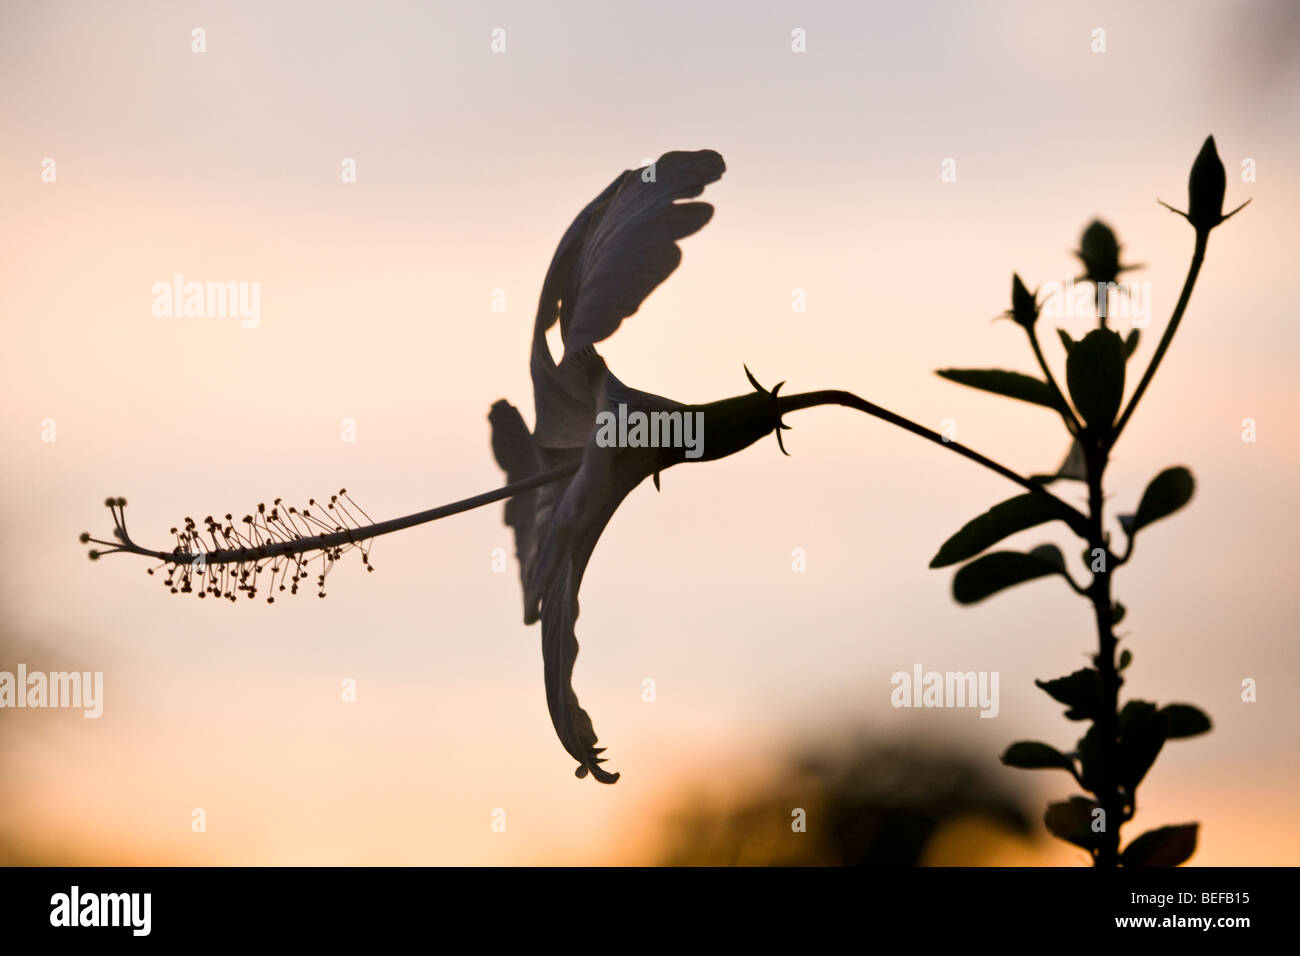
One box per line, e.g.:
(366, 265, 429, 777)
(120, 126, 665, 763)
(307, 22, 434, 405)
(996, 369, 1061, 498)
(780, 390, 1091, 536)
(1112, 229, 1209, 441)
(1028, 329, 1081, 436)
(98, 387, 1091, 566)
(1084, 440, 1123, 867)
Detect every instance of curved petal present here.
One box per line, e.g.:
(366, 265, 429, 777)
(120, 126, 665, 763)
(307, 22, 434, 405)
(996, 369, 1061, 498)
(560, 149, 725, 353)
(529, 150, 724, 448)
(499, 150, 726, 781)
(487, 399, 545, 619)
(538, 521, 625, 784)
(531, 374, 683, 782)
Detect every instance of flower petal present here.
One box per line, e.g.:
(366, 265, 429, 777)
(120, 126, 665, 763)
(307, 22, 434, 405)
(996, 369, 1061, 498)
(529, 150, 724, 448)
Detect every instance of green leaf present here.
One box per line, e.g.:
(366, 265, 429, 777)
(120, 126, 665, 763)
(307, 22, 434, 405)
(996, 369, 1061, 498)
(1118, 700, 1167, 789)
(1129, 467, 1195, 535)
(1112, 602, 1127, 625)
(930, 494, 1062, 568)
(1121, 824, 1198, 867)
(1161, 703, 1212, 739)
(1001, 741, 1076, 772)
(1119, 649, 1133, 670)
(1044, 797, 1103, 850)
(1124, 328, 1141, 358)
(952, 546, 1066, 604)
(936, 368, 1066, 412)
(1065, 328, 1127, 431)
(1057, 329, 1075, 354)
(1035, 669, 1103, 721)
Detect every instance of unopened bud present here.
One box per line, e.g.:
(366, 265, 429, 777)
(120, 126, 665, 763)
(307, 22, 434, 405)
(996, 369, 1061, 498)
(1076, 221, 1126, 285)
(1160, 134, 1249, 232)
(1008, 273, 1039, 329)
(1187, 136, 1228, 230)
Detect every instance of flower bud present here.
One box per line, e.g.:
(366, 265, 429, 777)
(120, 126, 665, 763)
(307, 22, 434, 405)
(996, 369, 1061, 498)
(1187, 136, 1227, 230)
(1076, 220, 1124, 285)
(1159, 135, 1249, 232)
(1008, 273, 1039, 329)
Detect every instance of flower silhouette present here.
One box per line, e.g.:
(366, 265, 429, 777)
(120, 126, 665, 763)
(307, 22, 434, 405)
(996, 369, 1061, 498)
(84, 148, 1097, 795)
(489, 150, 799, 782)
(486, 149, 1089, 783)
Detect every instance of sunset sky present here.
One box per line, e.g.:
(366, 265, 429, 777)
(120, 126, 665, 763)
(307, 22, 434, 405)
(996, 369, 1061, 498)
(2, 0, 1297, 865)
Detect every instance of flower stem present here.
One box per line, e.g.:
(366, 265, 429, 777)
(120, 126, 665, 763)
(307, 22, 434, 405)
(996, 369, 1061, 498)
(1112, 229, 1209, 442)
(96, 385, 1092, 568)
(1028, 328, 1081, 436)
(780, 389, 1090, 535)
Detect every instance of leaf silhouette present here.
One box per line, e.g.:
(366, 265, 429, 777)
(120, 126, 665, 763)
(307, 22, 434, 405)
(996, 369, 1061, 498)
(1077, 723, 1109, 793)
(936, 368, 1067, 412)
(1120, 466, 1195, 536)
(1118, 700, 1167, 789)
(1121, 824, 1198, 867)
(952, 545, 1066, 604)
(1035, 669, 1103, 721)
(1001, 741, 1075, 772)
(1044, 797, 1103, 850)
(1161, 703, 1212, 739)
(930, 494, 1062, 568)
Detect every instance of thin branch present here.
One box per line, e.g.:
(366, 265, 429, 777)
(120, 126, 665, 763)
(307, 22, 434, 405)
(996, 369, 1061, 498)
(1028, 327, 1081, 436)
(1112, 229, 1209, 442)
(780, 389, 1091, 536)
